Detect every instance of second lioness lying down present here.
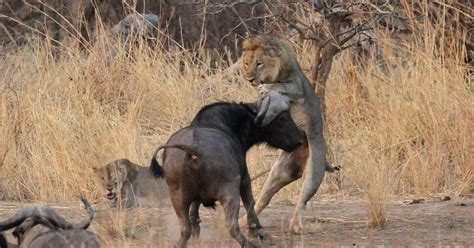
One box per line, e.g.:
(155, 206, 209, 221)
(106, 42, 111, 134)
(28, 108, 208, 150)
(95, 159, 169, 208)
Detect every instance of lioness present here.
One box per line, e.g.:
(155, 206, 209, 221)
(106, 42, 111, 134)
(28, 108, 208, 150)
(241, 35, 338, 234)
(95, 159, 168, 208)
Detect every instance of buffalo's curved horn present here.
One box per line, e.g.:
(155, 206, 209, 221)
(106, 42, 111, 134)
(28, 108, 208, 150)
(40, 197, 93, 230)
(255, 91, 290, 127)
(0, 198, 93, 232)
(0, 206, 36, 231)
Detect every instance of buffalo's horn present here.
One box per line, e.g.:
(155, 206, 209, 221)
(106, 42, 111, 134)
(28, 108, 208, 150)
(0, 198, 93, 232)
(255, 91, 290, 126)
(41, 197, 93, 230)
(0, 206, 37, 231)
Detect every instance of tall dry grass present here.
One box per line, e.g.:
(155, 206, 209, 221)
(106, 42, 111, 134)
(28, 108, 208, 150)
(0, 35, 256, 202)
(324, 25, 472, 225)
(0, 15, 471, 229)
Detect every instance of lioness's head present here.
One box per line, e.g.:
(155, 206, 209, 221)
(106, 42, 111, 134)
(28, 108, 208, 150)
(241, 35, 297, 86)
(94, 159, 138, 202)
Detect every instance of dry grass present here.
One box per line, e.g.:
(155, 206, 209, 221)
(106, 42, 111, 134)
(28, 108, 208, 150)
(0, 14, 472, 231)
(324, 28, 473, 225)
(94, 207, 169, 247)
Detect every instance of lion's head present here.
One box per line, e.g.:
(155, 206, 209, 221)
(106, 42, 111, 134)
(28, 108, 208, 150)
(94, 159, 138, 205)
(241, 35, 297, 86)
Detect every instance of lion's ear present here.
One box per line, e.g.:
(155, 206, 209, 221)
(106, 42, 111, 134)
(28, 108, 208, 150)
(261, 44, 282, 57)
(262, 45, 278, 57)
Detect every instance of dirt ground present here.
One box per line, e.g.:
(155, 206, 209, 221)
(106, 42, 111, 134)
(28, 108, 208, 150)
(1, 195, 472, 247)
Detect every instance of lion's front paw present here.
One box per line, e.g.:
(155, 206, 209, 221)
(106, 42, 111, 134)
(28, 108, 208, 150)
(257, 84, 271, 95)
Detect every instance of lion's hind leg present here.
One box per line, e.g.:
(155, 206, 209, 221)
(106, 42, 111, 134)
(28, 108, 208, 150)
(250, 138, 309, 220)
(289, 133, 327, 234)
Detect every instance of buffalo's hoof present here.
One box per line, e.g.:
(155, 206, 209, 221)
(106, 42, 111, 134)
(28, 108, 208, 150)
(250, 228, 270, 241)
(190, 218, 201, 238)
(244, 240, 259, 248)
(190, 225, 200, 238)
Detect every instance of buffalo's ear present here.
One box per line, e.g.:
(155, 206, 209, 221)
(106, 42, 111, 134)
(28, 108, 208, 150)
(243, 102, 259, 116)
(255, 91, 290, 127)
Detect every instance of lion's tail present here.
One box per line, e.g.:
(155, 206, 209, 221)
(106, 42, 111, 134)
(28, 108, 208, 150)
(150, 144, 201, 178)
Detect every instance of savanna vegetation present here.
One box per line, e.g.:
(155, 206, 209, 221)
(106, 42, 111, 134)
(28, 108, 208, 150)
(0, 0, 472, 245)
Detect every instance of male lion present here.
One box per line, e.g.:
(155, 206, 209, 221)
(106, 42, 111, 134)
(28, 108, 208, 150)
(94, 158, 168, 208)
(241, 35, 338, 234)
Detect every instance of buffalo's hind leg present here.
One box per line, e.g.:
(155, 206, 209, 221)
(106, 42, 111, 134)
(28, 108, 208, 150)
(170, 195, 192, 248)
(221, 196, 257, 248)
(189, 201, 201, 238)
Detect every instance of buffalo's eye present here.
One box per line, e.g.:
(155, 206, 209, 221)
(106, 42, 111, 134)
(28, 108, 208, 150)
(279, 114, 289, 122)
(256, 62, 263, 68)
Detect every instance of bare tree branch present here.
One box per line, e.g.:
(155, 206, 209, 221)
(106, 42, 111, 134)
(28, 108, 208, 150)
(258, 1, 392, 117)
(203, 0, 263, 15)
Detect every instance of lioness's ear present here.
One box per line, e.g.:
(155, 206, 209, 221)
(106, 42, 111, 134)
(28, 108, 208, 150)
(127, 162, 139, 181)
(92, 167, 98, 172)
(117, 164, 127, 178)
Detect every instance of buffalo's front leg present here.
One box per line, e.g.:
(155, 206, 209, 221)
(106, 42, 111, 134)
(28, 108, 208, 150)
(221, 195, 256, 248)
(240, 169, 268, 241)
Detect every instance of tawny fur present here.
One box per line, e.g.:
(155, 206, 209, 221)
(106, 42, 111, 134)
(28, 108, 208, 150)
(242, 36, 297, 84)
(241, 35, 339, 234)
(94, 159, 168, 209)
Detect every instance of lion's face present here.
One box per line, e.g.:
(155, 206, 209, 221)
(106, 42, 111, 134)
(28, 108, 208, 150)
(94, 159, 140, 208)
(241, 36, 297, 86)
(241, 47, 281, 86)
(95, 162, 128, 202)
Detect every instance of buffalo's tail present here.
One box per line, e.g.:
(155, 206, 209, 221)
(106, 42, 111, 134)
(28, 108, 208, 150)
(150, 144, 201, 178)
(150, 146, 165, 178)
(0, 233, 7, 248)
